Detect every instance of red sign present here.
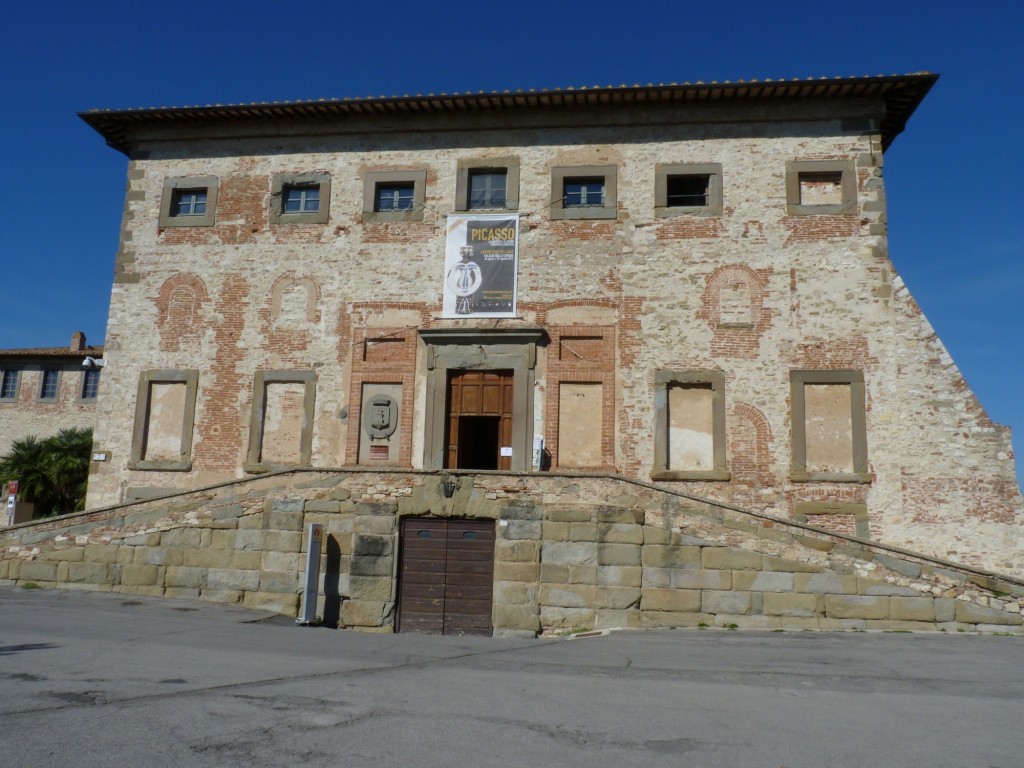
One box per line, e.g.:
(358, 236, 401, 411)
(6, 481, 17, 497)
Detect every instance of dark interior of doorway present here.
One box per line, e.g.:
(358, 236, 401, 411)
(458, 416, 500, 470)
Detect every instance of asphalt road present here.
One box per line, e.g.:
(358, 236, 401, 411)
(1, 586, 1022, 768)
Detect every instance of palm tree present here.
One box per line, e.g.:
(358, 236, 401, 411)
(0, 428, 93, 518)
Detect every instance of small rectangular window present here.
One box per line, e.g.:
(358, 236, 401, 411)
(0, 370, 19, 401)
(468, 170, 508, 210)
(790, 370, 869, 482)
(283, 185, 320, 213)
(39, 370, 59, 400)
(270, 172, 331, 224)
(666, 175, 710, 207)
(785, 160, 856, 215)
(375, 183, 416, 212)
(563, 177, 605, 208)
(171, 189, 208, 217)
(81, 369, 100, 400)
(652, 370, 729, 481)
(159, 176, 219, 227)
(655, 163, 723, 217)
(797, 171, 843, 206)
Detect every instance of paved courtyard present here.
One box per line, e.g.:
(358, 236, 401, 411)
(0, 586, 1021, 767)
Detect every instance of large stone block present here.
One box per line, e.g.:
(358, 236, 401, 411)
(160, 528, 202, 547)
(569, 523, 598, 542)
(763, 592, 823, 617)
(595, 609, 640, 630)
(596, 586, 641, 610)
(889, 597, 937, 622)
(494, 580, 537, 606)
(731, 572, 794, 592)
(495, 539, 540, 563)
(595, 505, 644, 524)
(643, 526, 672, 545)
(47, 548, 85, 562)
(541, 584, 597, 609)
(539, 606, 596, 631)
(542, 521, 569, 541)
(352, 534, 393, 558)
(350, 555, 393, 577)
(84, 544, 121, 564)
(640, 611, 709, 628)
(66, 562, 111, 584)
(259, 570, 299, 594)
(955, 600, 1023, 626)
(567, 565, 597, 585)
(165, 566, 206, 589)
(133, 546, 183, 566)
(341, 600, 390, 628)
(858, 580, 921, 597)
(795, 572, 858, 595)
(493, 604, 540, 632)
(763, 556, 823, 573)
(598, 543, 641, 566)
(598, 523, 644, 545)
(348, 575, 393, 601)
(262, 551, 301, 572)
(641, 588, 701, 613)
(206, 568, 259, 592)
(669, 568, 732, 590)
(545, 505, 591, 523)
(244, 591, 299, 615)
(642, 545, 700, 569)
(541, 541, 597, 565)
(597, 565, 642, 588)
(702, 590, 751, 615)
(825, 595, 890, 620)
(503, 520, 541, 540)
(701, 548, 763, 571)
(303, 500, 341, 514)
(200, 588, 243, 604)
(120, 564, 160, 586)
(497, 562, 540, 582)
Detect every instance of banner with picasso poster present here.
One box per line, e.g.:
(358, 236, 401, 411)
(443, 214, 519, 318)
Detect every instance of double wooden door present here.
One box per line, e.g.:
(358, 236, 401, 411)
(445, 370, 513, 471)
(396, 518, 495, 636)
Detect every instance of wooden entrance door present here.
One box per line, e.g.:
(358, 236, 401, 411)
(396, 518, 495, 636)
(446, 370, 514, 470)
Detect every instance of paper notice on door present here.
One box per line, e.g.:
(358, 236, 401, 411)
(500, 446, 513, 457)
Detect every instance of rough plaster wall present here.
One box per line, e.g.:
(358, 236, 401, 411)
(83, 114, 1024, 575)
(557, 382, 602, 468)
(668, 385, 714, 471)
(804, 384, 854, 473)
(259, 383, 305, 464)
(144, 383, 186, 461)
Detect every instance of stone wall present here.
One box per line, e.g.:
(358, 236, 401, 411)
(6, 470, 1022, 635)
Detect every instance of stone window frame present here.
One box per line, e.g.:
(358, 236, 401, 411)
(455, 156, 520, 212)
(270, 172, 331, 225)
(654, 162, 724, 218)
(244, 369, 317, 473)
(790, 370, 870, 483)
(550, 164, 618, 220)
(158, 176, 219, 227)
(362, 169, 428, 223)
(37, 368, 61, 402)
(0, 369, 20, 402)
(79, 368, 101, 402)
(652, 370, 730, 481)
(785, 159, 857, 215)
(128, 369, 199, 472)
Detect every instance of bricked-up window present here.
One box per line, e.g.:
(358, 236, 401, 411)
(80, 369, 100, 401)
(363, 169, 427, 223)
(129, 369, 199, 472)
(270, 172, 331, 225)
(550, 165, 617, 220)
(39, 369, 60, 401)
(0, 369, 19, 401)
(785, 160, 856, 215)
(652, 370, 729, 481)
(244, 370, 316, 473)
(158, 176, 219, 227)
(790, 370, 869, 482)
(455, 157, 519, 212)
(655, 163, 723, 218)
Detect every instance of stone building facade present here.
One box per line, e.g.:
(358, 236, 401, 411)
(0, 332, 103, 458)
(79, 73, 1024, 585)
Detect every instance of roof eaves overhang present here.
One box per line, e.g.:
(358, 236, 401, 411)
(79, 73, 939, 155)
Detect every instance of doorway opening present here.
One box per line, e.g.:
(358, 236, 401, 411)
(445, 370, 513, 470)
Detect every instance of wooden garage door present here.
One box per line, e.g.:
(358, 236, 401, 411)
(397, 518, 495, 636)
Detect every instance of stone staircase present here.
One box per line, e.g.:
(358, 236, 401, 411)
(1, 469, 1021, 635)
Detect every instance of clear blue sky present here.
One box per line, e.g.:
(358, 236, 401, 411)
(1, 1, 1021, 475)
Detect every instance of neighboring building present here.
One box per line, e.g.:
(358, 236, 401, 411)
(0, 331, 102, 457)
(78, 73, 1024, 578)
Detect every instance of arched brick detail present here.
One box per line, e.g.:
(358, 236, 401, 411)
(269, 274, 321, 326)
(731, 402, 773, 485)
(697, 264, 773, 358)
(155, 273, 209, 352)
